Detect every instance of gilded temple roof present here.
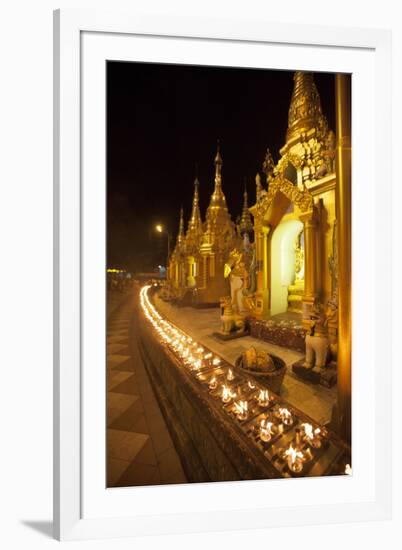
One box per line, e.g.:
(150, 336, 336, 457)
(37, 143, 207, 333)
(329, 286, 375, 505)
(286, 71, 328, 144)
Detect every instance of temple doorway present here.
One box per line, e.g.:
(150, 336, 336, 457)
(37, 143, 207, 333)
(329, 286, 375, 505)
(270, 218, 304, 316)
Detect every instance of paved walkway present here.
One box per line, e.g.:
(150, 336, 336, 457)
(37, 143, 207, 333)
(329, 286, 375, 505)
(154, 294, 337, 425)
(107, 290, 187, 487)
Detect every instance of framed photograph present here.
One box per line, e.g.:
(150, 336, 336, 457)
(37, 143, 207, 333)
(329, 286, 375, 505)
(54, 8, 392, 541)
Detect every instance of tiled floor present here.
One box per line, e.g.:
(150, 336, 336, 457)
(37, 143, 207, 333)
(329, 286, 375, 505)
(154, 294, 337, 425)
(106, 292, 187, 487)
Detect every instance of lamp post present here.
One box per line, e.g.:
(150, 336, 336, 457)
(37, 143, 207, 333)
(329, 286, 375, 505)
(155, 224, 171, 273)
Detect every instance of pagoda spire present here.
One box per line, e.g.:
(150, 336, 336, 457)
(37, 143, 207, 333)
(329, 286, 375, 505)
(210, 140, 226, 208)
(239, 180, 253, 236)
(176, 206, 185, 246)
(286, 71, 328, 143)
(188, 176, 202, 231)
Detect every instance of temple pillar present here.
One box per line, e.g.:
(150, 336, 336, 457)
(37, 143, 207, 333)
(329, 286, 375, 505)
(254, 225, 270, 318)
(334, 73, 352, 445)
(300, 209, 318, 327)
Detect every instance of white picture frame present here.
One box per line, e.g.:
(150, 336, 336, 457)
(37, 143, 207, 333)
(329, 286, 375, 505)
(53, 8, 392, 541)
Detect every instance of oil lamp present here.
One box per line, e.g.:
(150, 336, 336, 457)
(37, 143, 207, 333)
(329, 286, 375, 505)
(257, 389, 270, 407)
(284, 444, 304, 473)
(192, 359, 202, 371)
(221, 385, 235, 404)
(277, 407, 293, 426)
(234, 400, 248, 421)
(259, 419, 274, 442)
(227, 368, 235, 381)
(301, 422, 322, 448)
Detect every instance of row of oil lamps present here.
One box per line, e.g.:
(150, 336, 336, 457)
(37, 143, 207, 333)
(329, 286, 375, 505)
(140, 285, 344, 476)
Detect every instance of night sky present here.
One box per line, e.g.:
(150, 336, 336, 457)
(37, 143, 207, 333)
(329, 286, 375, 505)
(107, 62, 335, 272)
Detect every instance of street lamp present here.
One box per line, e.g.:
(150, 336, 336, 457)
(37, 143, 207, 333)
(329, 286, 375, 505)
(155, 224, 171, 269)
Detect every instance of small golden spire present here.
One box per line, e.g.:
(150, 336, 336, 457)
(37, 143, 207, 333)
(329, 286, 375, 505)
(210, 140, 226, 207)
(287, 71, 328, 143)
(185, 176, 203, 252)
(203, 142, 235, 250)
(188, 177, 202, 231)
(176, 206, 185, 246)
(239, 180, 253, 236)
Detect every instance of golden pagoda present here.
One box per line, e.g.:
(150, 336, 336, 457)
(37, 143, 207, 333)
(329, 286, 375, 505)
(168, 207, 186, 289)
(184, 176, 203, 288)
(249, 70, 337, 332)
(196, 143, 238, 304)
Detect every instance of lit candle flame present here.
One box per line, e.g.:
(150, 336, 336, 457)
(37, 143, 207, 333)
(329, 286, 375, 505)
(284, 445, 304, 472)
(278, 407, 292, 425)
(227, 368, 234, 381)
(221, 385, 236, 403)
(302, 423, 314, 440)
(234, 400, 248, 420)
(258, 389, 270, 406)
(259, 419, 274, 442)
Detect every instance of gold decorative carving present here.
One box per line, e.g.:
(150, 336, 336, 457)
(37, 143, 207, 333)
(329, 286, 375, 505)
(254, 174, 314, 218)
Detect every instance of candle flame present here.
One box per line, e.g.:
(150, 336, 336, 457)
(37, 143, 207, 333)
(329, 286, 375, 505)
(278, 407, 292, 424)
(258, 389, 270, 405)
(234, 400, 248, 418)
(284, 445, 304, 464)
(302, 422, 314, 440)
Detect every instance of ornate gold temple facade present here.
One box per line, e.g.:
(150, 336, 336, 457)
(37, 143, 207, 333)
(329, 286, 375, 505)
(169, 72, 338, 329)
(168, 145, 242, 305)
(249, 72, 338, 335)
(166, 69, 351, 443)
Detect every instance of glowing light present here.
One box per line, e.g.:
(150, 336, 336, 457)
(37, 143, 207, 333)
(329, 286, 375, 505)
(278, 407, 293, 426)
(284, 444, 304, 473)
(301, 423, 322, 448)
(248, 381, 256, 390)
(209, 376, 218, 390)
(302, 423, 314, 440)
(155, 224, 163, 233)
(258, 389, 270, 407)
(227, 368, 234, 381)
(234, 400, 248, 421)
(345, 464, 352, 475)
(259, 419, 274, 442)
(221, 385, 236, 404)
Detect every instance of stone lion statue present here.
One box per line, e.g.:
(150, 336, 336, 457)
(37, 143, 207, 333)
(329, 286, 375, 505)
(304, 300, 332, 370)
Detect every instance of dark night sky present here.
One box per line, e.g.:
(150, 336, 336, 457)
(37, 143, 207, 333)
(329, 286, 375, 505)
(107, 62, 335, 272)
